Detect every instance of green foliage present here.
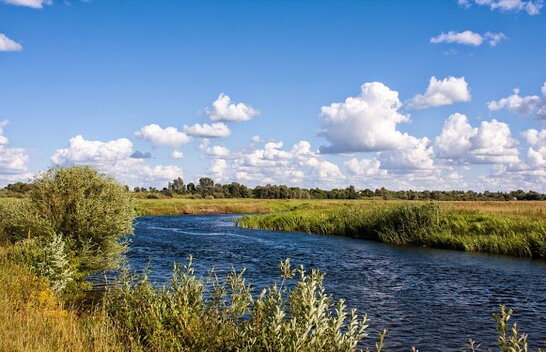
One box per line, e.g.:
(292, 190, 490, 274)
(0, 166, 135, 289)
(28, 166, 135, 275)
(0, 200, 54, 244)
(7, 234, 74, 294)
(105, 258, 369, 352)
(237, 203, 546, 258)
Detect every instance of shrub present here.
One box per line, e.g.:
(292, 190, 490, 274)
(28, 166, 135, 276)
(105, 258, 369, 352)
(8, 234, 74, 294)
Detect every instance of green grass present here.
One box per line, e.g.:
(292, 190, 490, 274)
(237, 202, 546, 259)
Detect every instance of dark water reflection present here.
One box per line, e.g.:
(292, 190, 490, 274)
(127, 214, 546, 351)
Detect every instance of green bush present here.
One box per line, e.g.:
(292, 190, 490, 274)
(0, 200, 54, 244)
(7, 234, 74, 294)
(28, 167, 135, 275)
(1, 166, 135, 282)
(105, 258, 369, 352)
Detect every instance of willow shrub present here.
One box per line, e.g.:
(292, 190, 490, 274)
(0, 166, 135, 282)
(105, 258, 370, 352)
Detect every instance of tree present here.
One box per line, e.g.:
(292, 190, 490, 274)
(29, 166, 135, 276)
(168, 177, 185, 194)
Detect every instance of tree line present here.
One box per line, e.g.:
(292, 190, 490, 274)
(3, 177, 546, 201)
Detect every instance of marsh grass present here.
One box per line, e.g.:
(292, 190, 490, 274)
(237, 203, 546, 258)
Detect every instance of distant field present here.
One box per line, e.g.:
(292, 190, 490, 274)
(135, 197, 546, 219)
(3, 197, 546, 219)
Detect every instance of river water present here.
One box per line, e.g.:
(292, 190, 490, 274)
(127, 214, 546, 351)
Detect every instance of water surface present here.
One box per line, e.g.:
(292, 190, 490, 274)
(128, 214, 546, 351)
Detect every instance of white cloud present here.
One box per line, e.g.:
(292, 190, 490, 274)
(430, 30, 506, 46)
(319, 82, 412, 153)
(0, 33, 23, 52)
(522, 129, 546, 168)
(435, 113, 476, 159)
(223, 140, 345, 186)
(379, 137, 435, 170)
(208, 159, 228, 180)
(51, 135, 183, 186)
(469, 119, 519, 164)
(199, 142, 230, 158)
(250, 135, 261, 143)
(134, 124, 190, 148)
(0, 121, 33, 185)
(487, 84, 546, 119)
(484, 32, 507, 46)
(205, 93, 259, 122)
(431, 30, 483, 46)
(410, 76, 471, 109)
(171, 150, 184, 159)
(184, 123, 231, 138)
(435, 114, 520, 164)
(345, 157, 386, 176)
(0, 0, 51, 8)
(458, 0, 543, 15)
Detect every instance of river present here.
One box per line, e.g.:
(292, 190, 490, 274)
(127, 214, 546, 351)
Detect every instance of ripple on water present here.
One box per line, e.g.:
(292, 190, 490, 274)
(126, 214, 546, 352)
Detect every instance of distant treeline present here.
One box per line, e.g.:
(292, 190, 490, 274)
(3, 177, 546, 201)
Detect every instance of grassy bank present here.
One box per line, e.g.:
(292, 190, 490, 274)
(237, 202, 546, 259)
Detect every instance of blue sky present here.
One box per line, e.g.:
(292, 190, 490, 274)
(1, 0, 546, 191)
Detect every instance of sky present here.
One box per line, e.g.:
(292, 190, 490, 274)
(1, 0, 546, 191)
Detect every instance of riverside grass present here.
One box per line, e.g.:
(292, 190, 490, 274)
(237, 202, 546, 259)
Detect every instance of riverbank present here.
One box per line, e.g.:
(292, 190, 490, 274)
(237, 202, 546, 259)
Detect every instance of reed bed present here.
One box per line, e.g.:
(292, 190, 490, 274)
(237, 203, 546, 259)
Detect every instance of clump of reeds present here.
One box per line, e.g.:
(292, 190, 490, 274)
(237, 203, 546, 258)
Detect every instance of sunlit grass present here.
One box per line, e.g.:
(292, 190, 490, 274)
(237, 202, 546, 258)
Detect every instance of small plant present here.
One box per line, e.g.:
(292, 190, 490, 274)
(7, 234, 74, 295)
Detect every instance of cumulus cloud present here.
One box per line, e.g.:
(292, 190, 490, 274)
(199, 141, 230, 158)
(522, 129, 546, 168)
(0, 33, 23, 52)
(458, 0, 543, 15)
(487, 84, 546, 119)
(220, 140, 346, 186)
(430, 30, 506, 46)
(469, 119, 519, 164)
(319, 82, 413, 153)
(0, 0, 51, 8)
(134, 124, 190, 148)
(435, 113, 476, 159)
(379, 137, 435, 170)
(410, 76, 471, 109)
(184, 123, 231, 138)
(434, 114, 519, 164)
(345, 158, 386, 176)
(171, 150, 184, 159)
(205, 93, 259, 122)
(51, 135, 183, 186)
(0, 121, 33, 185)
(208, 159, 228, 180)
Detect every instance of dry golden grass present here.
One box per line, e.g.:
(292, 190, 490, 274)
(0, 258, 135, 352)
(438, 201, 546, 220)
